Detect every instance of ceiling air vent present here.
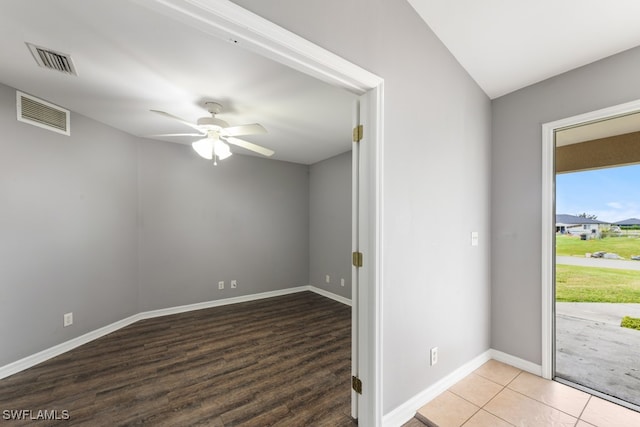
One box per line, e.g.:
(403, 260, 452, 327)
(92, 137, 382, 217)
(16, 91, 70, 136)
(26, 42, 78, 76)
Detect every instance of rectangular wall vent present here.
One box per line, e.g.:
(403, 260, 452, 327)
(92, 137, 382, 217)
(17, 91, 70, 136)
(26, 42, 78, 76)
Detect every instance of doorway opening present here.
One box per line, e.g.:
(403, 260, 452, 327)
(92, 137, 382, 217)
(542, 104, 640, 411)
(136, 2, 384, 425)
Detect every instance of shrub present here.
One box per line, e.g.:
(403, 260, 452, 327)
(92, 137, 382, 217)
(621, 316, 640, 331)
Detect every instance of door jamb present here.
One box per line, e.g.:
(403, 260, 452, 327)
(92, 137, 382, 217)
(541, 98, 640, 380)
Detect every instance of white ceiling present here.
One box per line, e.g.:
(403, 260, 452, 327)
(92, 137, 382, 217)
(0, 0, 356, 165)
(3, 0, 640, 163)
(407, 0, 640, 99)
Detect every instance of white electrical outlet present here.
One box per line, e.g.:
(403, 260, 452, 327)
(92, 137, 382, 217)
(218, 281, 224, 290)
(430, 347, 438, 366)
(325, 274, 330, 283)
(471, 231, 479, 247)
(231, 280, 237, 289)
(341, 278, 345, 287)
(63, 312, 73, 327)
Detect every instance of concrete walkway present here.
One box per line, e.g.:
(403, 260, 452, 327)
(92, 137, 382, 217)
(556, 302, 640, 407)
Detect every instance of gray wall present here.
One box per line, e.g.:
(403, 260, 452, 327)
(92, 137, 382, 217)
(491, 46, 640, 363)
(0, 83, 139, 365)
(309, 151, 352, 299)
(137, 139, 309, 311)
(232, 0, 493, 414)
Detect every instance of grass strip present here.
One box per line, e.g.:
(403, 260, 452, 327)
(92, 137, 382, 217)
(556, 264, 640, 303)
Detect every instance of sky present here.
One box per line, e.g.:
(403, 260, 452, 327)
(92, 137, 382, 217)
(556, 164, 640, 223)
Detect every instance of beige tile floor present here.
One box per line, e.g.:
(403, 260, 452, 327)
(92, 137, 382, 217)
(415, 360, 640, 427)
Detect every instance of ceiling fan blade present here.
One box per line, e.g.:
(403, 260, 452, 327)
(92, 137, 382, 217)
(146, 133, 205, 137)
(225, 137, 274, 157)
(150, 110, 203, 132)
(221, 123, 267, 137)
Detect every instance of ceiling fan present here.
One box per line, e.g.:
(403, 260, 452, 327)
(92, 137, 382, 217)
(150, 101, 274, 164)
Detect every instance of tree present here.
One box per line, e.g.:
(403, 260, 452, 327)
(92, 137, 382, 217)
(577, 212, 598, 220)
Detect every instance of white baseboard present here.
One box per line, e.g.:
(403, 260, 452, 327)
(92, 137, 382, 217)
(0, 286, 350, 380)
(489, 349, 542, 376)
(138, 286, 310, 320)
(382, 350, 493, 427)
(0, 313, 143, 380)
(382, 349, 543, 427)
(308, 285, 352, 306)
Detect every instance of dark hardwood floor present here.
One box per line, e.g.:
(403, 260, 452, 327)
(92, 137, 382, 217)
(0, 292, 356, 426)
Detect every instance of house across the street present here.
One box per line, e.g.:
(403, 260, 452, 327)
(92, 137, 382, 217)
(614, 218, 640, 227)
(556, 214, 610, 238)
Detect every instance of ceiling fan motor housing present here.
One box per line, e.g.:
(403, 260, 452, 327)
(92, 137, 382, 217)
(197, 116, 229, 130)
(204, 101, 223, 114)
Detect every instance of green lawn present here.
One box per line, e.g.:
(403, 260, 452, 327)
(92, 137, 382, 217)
(556, 264, 640, 303)
(556, 234, 640, 260)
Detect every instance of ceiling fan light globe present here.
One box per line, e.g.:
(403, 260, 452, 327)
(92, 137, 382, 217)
(192, 138, 214, 160)
(214, 140, 233, 160)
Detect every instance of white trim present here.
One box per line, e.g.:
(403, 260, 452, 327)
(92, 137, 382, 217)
(382, 350, 493, 427)
(351, 98, 361, 419)
(490, 349, 542, 376)
(370, 84, 385, 427)
(308, 286, 352, 306)
(541, 98, 640, 380)
(0, 286, 349, 380)
(541, 120, 555, 380)
(137, 0, 380, 95)
(0, 313, 142, 381)
(348, 86, 385, 424)
(381, 350, 543, 427)
(139, 286, 309, 319)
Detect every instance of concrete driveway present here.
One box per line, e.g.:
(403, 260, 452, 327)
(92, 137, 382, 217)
(556, 302, 640, 407)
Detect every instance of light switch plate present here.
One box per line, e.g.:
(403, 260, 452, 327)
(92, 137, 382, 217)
(471, 231, 479, 247)
(63, 312, 73, 327)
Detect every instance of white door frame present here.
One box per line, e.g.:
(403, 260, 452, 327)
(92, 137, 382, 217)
(138, 1, 385, 425)
(541, 98, 640, 379)
(352, 99, 361, 419)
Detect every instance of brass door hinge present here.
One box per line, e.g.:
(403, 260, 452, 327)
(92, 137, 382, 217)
(352, 376, 363, 394)
(352, 124, 363, 142)
(352, 251, 363, 268)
